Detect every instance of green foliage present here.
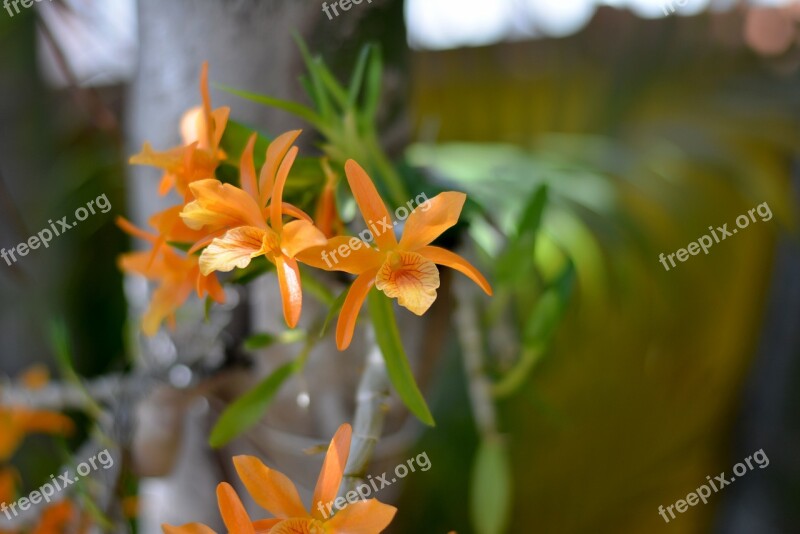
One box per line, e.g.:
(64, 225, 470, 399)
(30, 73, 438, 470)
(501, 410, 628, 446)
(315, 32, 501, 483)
(320, 289, 348, 338)
(471, 437, 513, 534)
(367, 289, 435, 426)
(222, 39, 408, 206)
(208, 361, 296, 448)
(229, 256, 274, 285)
(243, 330, 306, 352)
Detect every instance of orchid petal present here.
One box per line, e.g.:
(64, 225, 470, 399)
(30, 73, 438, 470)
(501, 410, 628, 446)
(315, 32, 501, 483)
(311, 424, 352, 519)
(336, 270, 377, 350)
(240, 133, 259, 202)
(270, 147, 299, 232)
(275, 255, 303, 328)
(217, 482, 255, 534)
(183, 179, 265, 230)
(281, 220, 328, 259)
(270, 519, 322, 534)
(142, 280, 194, 336)
(281, 203, 314, 224)
(252, 518, 282, 533)
(162, 523, 218, 534)
(375, 251, 440, 316)
(260, 130, 302, 207)
(344, 160, 397, 250)
(398, 192, 465, 251)
(295, 237, 383, 275)
(199, 226, 267, 276)
(324, 499, 397, 533)
(233, 456, 308, 519)
(418, 246, 492, 296)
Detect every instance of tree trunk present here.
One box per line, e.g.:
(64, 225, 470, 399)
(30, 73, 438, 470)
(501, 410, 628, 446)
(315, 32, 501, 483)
(126, 1, 408, 530)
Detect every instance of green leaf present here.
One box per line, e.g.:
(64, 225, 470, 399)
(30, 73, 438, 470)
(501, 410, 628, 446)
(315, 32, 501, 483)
(49, 320, 104, 418)
(217, 84, 323, 128)
(495, 184, 549, 282)
(300, 268, 336, 307)
(495, 242, 535, 284)
(470, 437, 513, 534)
(218, 120, 271, 167)
(166, 241, 196, 253)
(49, 320, 75, 376)
(320, 289, 348, 338)
(517, 184, 549, 239)
(292, 33, 333, 121)
(230, 256, 274, 285)
(204, 296, 213, 322)
(314, 57, 349, 110)
(209, 361, 295, 448)
(493, 261, 575, 398)
(522, 290, 563, 347)
(347, 44, 372, 110)
(367, 290, 435, 426)
(243, 330, 306, 352)
(243, 333, 276, 351)
(362, 45, 383, 124)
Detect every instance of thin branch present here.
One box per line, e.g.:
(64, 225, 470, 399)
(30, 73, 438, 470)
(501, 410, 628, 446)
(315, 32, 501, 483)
(0, 373, 146, 412)
(339, 325, 391, 494)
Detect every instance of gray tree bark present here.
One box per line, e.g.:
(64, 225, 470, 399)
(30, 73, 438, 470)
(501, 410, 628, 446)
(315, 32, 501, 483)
(126, 1, 411, 531)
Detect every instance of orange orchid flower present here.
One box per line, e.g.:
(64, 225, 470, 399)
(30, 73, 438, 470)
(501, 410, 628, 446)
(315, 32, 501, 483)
(117, 213, 225, 336)
(297, 160, 492, 350)
(130, 62, 229, 200)
(180, 131, 327, 328)
(0, 407, 74, 462)
(162, 424, 396, 534)
(0, 467, 15, 504)
(0, 368, 74, 462)
(314, 159, 346, 239)
(30, 501, 76, 534)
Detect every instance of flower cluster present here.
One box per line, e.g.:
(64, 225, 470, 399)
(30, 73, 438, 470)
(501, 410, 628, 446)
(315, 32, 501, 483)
(163, 424, 396, 534)
(116, 61, 493, 533)
(118, 63, 228, 335)
(121, 64, 491, 349)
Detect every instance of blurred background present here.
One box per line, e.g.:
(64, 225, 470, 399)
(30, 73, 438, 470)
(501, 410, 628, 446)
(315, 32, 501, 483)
(1, 0, 799, 532)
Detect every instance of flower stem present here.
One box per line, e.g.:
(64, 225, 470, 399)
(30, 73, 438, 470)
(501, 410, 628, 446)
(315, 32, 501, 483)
(339, 325, 391, 494)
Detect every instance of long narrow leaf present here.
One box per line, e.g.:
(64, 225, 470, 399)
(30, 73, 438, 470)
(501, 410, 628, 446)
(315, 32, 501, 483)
(347, 44, 372, 109)
(314, 58, 349, 110)
(292, 33, 333, 121)
(320, 289, 348, 338)
(362, 45, 383, 124)
(209, 361, 295, 448)
(367, 290, 435, 426)
(493, 261, 575, 398)
(518, 183, 549, 239)
(217, 84, 323, 128)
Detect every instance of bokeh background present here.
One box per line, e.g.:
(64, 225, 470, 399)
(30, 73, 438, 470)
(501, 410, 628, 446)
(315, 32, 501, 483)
(1, 0, 799, 533)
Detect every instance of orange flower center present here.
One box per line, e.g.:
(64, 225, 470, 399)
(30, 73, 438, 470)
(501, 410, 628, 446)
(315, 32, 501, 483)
(270, 518, 327, 534)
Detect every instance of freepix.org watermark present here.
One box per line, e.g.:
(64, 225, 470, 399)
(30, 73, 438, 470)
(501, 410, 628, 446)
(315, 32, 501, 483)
(321, 0, 373, 21)
(658, 201, 772, 272)
(316, 451, 431, 519)
(320, 192, 431, 268)
(1, 193, 111, 267)
(662, 0, 691, 17)
(3, 0, 52, 18)
(657, 448, 769, 523)
(1, 449, 114, 519)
